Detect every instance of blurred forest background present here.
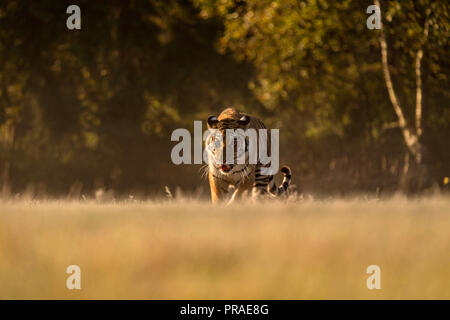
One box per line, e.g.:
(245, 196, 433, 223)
(0, 0, 449, 199)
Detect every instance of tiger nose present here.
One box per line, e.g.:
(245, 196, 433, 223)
(221, 164, 233, 172)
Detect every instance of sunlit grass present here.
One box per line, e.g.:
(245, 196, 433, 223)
(0, 196, 449, 299)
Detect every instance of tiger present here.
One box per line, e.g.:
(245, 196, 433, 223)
(205, 107, 292, 204)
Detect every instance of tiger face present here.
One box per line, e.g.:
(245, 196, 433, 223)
(206, 111, 251, 177)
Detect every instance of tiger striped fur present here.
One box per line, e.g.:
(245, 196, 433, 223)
(205, 108, 292, 204)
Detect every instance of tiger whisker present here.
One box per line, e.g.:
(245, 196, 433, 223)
(199, 164, 209, 180)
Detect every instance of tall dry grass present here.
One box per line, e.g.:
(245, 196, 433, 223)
(0, 196, 449, 299)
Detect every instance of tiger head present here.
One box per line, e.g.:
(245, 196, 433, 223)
(206, 108, 251, 175)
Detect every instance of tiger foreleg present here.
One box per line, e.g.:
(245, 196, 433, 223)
(209, 174, 228, 204)
(226, 179, 253, 206)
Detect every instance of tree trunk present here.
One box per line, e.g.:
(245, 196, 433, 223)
(399, 152, 410, 192)
(0, 122, 15, 198)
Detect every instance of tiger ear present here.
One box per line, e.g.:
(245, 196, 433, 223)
(207, 115, 219, 128)
(238, 115, 250, 126)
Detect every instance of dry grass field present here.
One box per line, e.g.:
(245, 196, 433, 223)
(0, 196, 449, 299)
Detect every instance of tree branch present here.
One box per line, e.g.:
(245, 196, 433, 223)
(415, 13, 431, 138)
(382, 121, 400, 131)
